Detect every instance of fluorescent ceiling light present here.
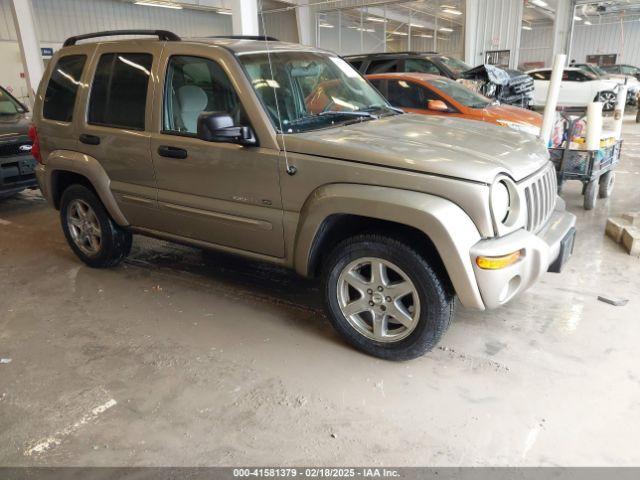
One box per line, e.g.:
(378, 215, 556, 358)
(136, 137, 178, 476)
(439, 27, 453, 32)
(319, 23, 334, 28)
(584, 20, 592, 25)
(522, 25, 532, 30)
(419, 34, 433, 38)
(134, 0, 182, 9)
(390, 31, 408, 36)
(409, 23, 425, 28)
(366, 16, 386, 23)
(574, 16, 582, 21)
(217, 10, 232, 15)
(440, 4, 456, 8)
(530, 0, 547, 7)
(443, 8, 463, 15)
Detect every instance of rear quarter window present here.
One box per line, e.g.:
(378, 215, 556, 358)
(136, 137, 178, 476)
(43, 55, 87, 122)
(88, 53, 153, 130)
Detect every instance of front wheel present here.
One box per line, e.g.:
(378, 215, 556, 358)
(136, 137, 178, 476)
(322, 234, 455, 360)
(60, 184, 132, 268)
(583, 179, 598, 210)
(598, 91, 617, 111)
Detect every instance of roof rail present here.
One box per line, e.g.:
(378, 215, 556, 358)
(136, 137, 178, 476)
(63, 30, 180, 47)
(207, 35, 279, 41)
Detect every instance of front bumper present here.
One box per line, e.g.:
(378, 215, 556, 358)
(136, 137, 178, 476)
(0, 155, 38, 194)
(469, 198, 576, 309)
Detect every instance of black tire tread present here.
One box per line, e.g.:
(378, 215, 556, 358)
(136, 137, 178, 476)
(322, 233, 455, 361)
(60, 184, 132, 268)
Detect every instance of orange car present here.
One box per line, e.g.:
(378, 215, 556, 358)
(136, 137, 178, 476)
(366, 72, 542, 136)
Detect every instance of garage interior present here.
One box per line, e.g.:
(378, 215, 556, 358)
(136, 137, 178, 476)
(1, 0, 640, 470)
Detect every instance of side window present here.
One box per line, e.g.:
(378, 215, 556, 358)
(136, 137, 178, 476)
(43, 55, 86, 122)
(387, 80, 429, 109)
(88, 53, 152, 130)
(565, 70, 586, 81)
(163, 55, 245, 135)
(368, 79, 386, 96)
(405, 59, 440, 74)
(366, 59, 399, 74)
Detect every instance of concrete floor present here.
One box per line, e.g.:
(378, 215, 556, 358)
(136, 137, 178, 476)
(1, 116, 640, 467)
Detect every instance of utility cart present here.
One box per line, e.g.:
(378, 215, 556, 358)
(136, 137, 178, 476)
(548, 107, 622, 210)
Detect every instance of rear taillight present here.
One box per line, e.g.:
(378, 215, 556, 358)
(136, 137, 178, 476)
(28, 124, 42, 164)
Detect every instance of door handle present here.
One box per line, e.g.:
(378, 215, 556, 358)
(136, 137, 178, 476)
(158, 145, 188, 159)
(79, 134, 100, 145)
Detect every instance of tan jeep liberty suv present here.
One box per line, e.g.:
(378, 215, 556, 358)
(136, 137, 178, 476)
(32, 31, 577, 360)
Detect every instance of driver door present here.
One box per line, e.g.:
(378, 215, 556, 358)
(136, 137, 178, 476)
(148, 45, 284, 258)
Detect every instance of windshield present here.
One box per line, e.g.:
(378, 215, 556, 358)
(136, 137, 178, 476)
(238, 51, 397, 133)
(0, 87, 25, 115)
(438, 56, 471, 75)
(588, 64, 608, 76)
(427, 77, 491, 108)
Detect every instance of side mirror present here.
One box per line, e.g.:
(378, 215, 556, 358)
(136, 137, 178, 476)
(427, 100, 450, 112)
(197, 112, 256, 145)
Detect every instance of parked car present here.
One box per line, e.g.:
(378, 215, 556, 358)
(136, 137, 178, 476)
(527, 67, 620, 110)
(601, 64, 640, 81)
(573, 62, 639, 105)
(0, 86, 38, 199)
(345, 51, 534, 107)
(366, 72, 542, 136)
(32, 31, 576, 360)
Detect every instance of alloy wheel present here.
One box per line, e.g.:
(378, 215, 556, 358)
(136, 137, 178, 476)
(336, 257, 420, 343)
(599, 91, 617, 110)
(66, 199, 102, 256)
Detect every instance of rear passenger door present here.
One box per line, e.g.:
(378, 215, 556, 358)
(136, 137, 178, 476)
(148, 45, 284, 258)
(76, 44, 159, 228)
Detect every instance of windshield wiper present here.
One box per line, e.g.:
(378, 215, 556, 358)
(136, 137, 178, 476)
(318, 110, 378, 119)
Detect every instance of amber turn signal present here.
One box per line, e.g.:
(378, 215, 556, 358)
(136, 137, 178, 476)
(476, 250, 523, 270)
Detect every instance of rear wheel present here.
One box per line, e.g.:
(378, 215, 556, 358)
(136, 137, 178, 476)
(322, 234, 455, 360)
(60, 184, 132, 268)
(598, 171, 615, 198)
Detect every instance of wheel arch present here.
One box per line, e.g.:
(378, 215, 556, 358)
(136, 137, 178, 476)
(45, 150, 129, 226)
(293, 184, 486, 310)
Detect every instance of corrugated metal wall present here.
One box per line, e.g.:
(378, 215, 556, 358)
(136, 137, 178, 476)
(467, 0, 523, 69)
(260, 8, 299, 43)
(519, 24, 553, 69)
(517, 18, 640, 69)
(0, 0, 231, 42)
(571, 20, 640, 66)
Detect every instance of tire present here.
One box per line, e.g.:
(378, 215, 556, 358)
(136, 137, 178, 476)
(597, 91, 617, 111)
(583, 179, 598, 210)
(60, 184, 132, 268)
(322, 234, 455, 361)
(598, 171, 615, 198)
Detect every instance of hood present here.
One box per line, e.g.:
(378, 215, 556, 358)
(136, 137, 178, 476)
(483, 104, 543, 128)
(0, 112, 31, 141)
(284, 113, 549, 184)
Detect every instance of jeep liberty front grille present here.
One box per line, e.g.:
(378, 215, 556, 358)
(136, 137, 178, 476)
(523, 164, 557, 233)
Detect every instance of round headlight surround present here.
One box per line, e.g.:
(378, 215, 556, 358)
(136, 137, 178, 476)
(490, 180, 511, 224)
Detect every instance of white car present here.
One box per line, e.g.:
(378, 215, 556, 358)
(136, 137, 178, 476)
(574, 63, 640, 106)
(527, 67, 620, 110)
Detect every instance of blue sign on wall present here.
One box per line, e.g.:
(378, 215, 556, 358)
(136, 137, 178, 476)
(41, 47, 54, 57)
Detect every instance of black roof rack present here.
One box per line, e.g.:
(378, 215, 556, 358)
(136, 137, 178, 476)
(207, 35, 279, 41)
(63, 30, 180, 47)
